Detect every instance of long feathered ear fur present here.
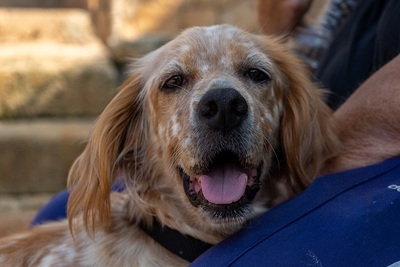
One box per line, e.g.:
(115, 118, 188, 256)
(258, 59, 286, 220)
(67, 70, 147, 234)
(267, 38, 339, 194)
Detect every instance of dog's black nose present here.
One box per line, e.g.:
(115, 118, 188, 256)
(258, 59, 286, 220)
(198, 88, 248, 134)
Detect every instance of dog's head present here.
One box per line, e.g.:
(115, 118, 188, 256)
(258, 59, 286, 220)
(68, 25, 337, 239)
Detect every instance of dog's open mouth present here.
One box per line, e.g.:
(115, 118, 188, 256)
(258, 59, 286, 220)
(180, 150, 262, 218)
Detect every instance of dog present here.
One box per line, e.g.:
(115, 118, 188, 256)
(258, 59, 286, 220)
(0, 24, 338, 266)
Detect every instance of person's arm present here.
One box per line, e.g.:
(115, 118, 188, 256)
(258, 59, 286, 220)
(257, 0, 312, 35)
(323, 54, 400, 174)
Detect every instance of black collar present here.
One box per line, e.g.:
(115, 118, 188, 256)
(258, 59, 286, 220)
(139, 219, 213, 262)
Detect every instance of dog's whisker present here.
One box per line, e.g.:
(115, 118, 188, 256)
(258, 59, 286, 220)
(263, 135, 281, 171)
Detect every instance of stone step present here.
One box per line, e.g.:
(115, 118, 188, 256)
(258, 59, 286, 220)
(0, 8, 119, 118)
(0, 0, 80, 8)
(0, 119, 93, 194)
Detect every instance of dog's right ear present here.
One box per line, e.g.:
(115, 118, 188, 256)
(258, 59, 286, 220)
(67, 67, 148, 234)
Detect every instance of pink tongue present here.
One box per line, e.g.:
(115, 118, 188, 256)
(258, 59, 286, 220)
(199, 163, 248, 204)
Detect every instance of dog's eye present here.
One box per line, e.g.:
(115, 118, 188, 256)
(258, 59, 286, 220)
(246, 69, 270, 83)
(162, 75, 185, 90)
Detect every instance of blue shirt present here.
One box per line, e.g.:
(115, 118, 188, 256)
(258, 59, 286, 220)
(191, 157, 400, 266)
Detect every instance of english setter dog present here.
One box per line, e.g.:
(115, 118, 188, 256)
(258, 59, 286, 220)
(0, 25, 338, 266)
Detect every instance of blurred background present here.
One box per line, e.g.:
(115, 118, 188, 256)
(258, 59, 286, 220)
(0, 0, 328, 237)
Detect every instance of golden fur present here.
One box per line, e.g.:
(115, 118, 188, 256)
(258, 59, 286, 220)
(0, 25, 338, 266)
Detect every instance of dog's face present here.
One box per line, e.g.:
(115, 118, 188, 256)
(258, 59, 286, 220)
(68, 25, 337, 239)
(146, 25, 283, 225)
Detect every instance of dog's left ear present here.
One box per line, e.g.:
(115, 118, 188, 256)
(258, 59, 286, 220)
(270, 44, 339, 193)
(67, 68, 148, 234)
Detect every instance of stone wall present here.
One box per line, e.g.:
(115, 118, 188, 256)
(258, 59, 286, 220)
(1, 0, 330, 45)
(0, 8, 118, 118)
(108, 0, 258, 42)
(0, 0, 260, 43)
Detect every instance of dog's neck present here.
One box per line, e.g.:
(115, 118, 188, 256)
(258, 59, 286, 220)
(139, 218, 213, 262)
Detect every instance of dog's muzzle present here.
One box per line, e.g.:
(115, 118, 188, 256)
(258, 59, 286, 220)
(178, 88, 262, 220)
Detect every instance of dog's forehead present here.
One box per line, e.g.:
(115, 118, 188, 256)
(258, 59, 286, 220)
(157, 25, 266, 71)
(183, 25, 251, 43)
(138, 25, 274, 82)
(178, 25, 259, 55)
